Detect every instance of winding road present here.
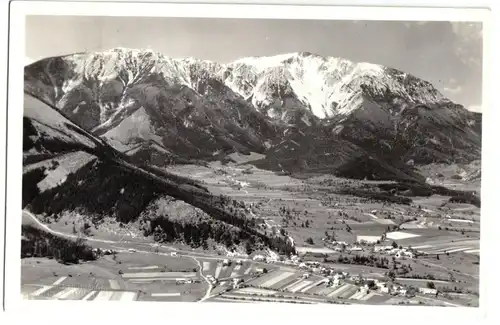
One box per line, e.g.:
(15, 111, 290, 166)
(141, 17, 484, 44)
(23, 210, 217, 301)
(186, 256, 213, 302)
(23, 210, 115, 244)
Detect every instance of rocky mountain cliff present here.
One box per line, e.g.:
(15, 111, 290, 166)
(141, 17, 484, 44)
(24, 48, 482, 180)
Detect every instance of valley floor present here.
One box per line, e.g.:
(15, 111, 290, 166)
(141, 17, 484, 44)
(21, 154, 480, 306)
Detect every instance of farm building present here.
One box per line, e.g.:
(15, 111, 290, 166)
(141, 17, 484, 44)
(395, 250, 415, 259)
(418, 287, 438, 295)
(253, 255, 265, 261)
(374, 245, 393, 252)
(403, 251, 414, 259)
(390, 286, 407, 296)
(357, 235, 382, 244)
(333, 273, 343, 280)
(380, 286, 390, 294)
(318, 278, 329, 285)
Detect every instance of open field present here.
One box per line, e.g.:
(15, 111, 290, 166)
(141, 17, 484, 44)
(166, 160, 480, 249)
(166, 160, 480, 283)
(21, 251, 207, 302)
(22, 154, 480, 306)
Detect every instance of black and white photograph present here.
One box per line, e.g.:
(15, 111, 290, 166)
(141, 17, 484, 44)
(7, 1, 490, 311)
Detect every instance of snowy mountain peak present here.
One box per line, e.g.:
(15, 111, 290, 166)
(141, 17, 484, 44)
(222, 52, 446, 119)
(27, 47, 450, 122)
(25, 47, 481, 173)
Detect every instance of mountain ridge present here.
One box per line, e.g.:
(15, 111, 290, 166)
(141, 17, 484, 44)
(24, 47, 481, 180)
(23, 92, 295, 254)
(25, 47, 453, 117)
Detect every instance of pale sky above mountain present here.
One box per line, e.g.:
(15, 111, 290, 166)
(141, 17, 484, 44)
(25, 16, 483, 111)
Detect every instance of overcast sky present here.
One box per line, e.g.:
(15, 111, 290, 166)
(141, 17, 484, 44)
(25, 16, 483, 111)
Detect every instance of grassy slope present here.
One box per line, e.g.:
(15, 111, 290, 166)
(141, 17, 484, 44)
(23, 92, 295, 255)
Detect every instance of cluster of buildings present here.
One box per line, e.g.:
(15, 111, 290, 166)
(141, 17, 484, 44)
(323, 240, 416, 260)
(252, 248, 282, 263)
(322, 239, 350, 251)
(206, 274, 244, 289)
(339, 278, 412, 297)
(298, 261, 350, 280)
(287, 258, 438, 298)
(322, 239, 369, 253)
(373, 246, 415, 259)
(354, 279, 438, 297)
(91, 248, 115, 258)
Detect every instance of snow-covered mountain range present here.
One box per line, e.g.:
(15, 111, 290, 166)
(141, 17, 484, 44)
(24, 48, 482, 180)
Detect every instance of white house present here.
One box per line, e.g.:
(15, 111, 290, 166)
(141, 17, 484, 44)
(357, 235, 382, 244)
(404, 251, 415, 259)
(418, 287, 437, 295)
(306, 261, 320, 267)
(253, 255, 265, 261)
(319, 278, 329, 285)
(380, 286, 390, 294)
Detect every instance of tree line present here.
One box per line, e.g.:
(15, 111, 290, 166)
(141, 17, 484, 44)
(21, 225, 95, 264)
(23, 156, 295, 256)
